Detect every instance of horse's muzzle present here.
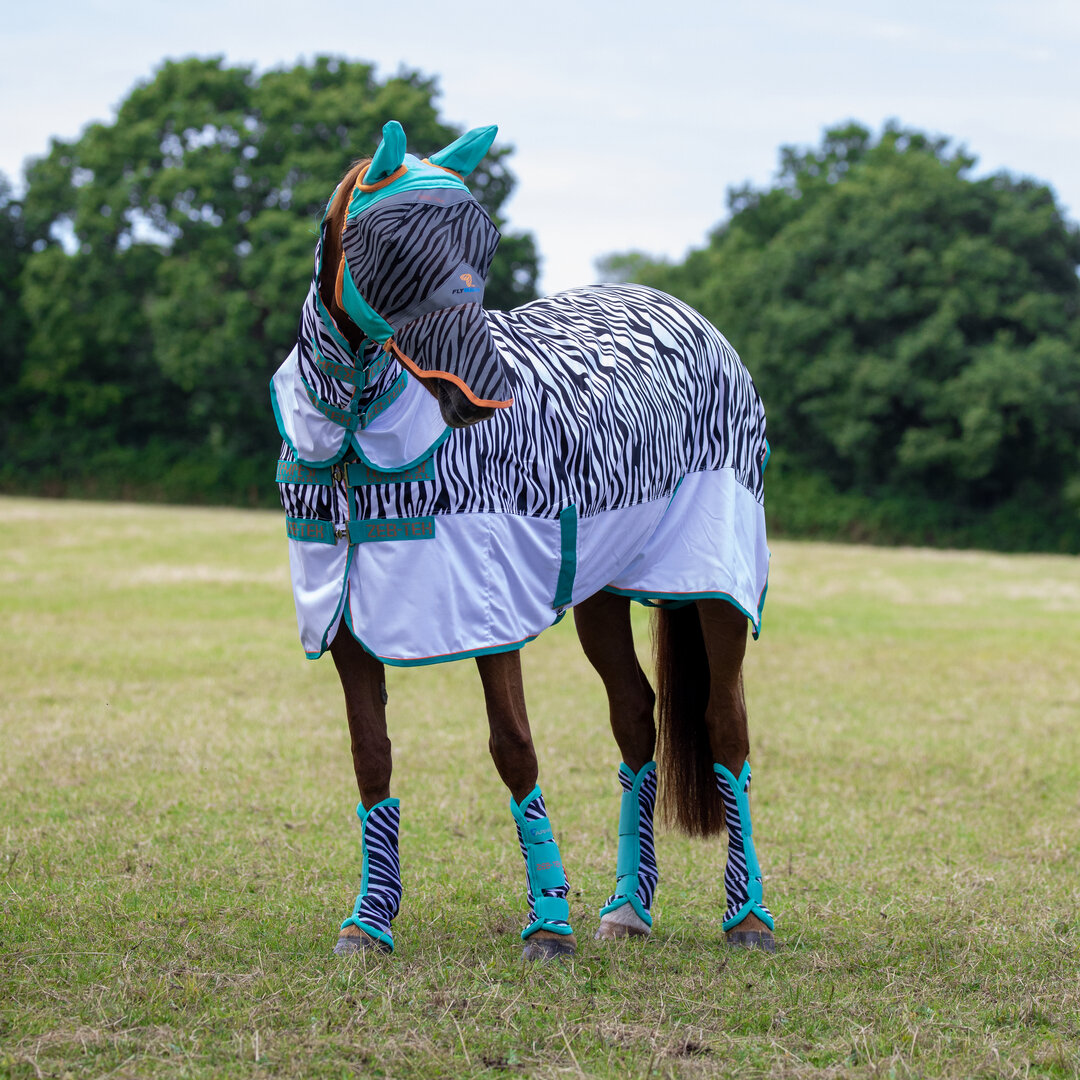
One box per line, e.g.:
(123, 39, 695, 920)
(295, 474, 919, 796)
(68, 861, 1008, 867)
(435, 382, 495, 428)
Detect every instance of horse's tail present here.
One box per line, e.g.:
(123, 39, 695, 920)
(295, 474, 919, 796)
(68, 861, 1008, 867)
(654, 603, 726, 837)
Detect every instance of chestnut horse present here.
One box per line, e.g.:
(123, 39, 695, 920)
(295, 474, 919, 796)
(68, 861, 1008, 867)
(272, 122, 775, 959)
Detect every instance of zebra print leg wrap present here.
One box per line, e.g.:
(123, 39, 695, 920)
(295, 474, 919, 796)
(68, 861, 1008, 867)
(510, 787, 573, 940)
(599, 761, 658, 928)
(341, 797, 402, 951)
(714, 763, 774, 932)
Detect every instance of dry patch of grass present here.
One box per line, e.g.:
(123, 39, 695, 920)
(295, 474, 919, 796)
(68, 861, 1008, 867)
(2, 496, 1079, 1078)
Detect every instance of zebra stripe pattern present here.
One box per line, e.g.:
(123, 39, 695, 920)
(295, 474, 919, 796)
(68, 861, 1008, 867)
(342, 798, 402, 948)
(342, 189, 499, 329)
(512, 790, 571, 935)
(715, 763, 774, 931)
(603, 762, 659, 919)
(346, 285, 765, 522)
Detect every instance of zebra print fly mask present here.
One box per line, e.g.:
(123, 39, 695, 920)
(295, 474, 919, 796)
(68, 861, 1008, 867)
(329, 120, 512, 410)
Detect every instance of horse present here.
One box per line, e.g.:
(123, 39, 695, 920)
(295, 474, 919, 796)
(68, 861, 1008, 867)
(271, 120, 776, 959)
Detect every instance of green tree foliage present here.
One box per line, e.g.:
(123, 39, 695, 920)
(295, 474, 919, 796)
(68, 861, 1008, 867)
(5, 56, 539, 503)
(618, 123, 1080, 550)
(0, 176, 30, 442)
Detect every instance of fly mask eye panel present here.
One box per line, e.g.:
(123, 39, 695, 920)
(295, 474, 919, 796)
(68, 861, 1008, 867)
(334, 121, 512, 410)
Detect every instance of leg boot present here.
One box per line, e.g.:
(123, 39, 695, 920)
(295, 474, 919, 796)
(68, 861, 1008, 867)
(510, 786, 576, 960)
(335, 797, 401, 955)
(597, 761, 658, 939)
(715, 762, 775, 952)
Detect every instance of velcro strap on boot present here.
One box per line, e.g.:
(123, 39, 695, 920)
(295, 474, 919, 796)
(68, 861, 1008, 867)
(533, 895, 570, 925)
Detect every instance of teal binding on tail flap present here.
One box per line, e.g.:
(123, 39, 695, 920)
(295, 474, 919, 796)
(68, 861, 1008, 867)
(714, 762, 775, 932)
(510, 786, 573, 940)
(599, 760, 657, 927)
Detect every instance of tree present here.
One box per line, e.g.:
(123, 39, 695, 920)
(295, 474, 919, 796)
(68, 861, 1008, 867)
(0, 176, 29, 446)
(613, 123, 1080, 549)
(7, 56, 539, 503)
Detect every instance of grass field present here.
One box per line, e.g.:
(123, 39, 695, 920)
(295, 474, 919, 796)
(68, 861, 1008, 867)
(1, 495, 1078, 1079)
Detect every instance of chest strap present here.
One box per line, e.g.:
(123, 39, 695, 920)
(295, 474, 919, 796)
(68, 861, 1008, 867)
(276, 458, 435, 487)
(301, 370, 407, 432)
(285, 516, 436, 545)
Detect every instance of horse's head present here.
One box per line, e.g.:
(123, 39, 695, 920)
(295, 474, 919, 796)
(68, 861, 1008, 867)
(326, 121, 511, 429)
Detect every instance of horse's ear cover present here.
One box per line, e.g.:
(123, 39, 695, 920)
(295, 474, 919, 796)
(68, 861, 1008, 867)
(367, 120, 408, 182)
(429, 125, 499, 178)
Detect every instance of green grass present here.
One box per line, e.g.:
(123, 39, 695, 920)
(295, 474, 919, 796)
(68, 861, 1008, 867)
(1, 495, 1078, 1079)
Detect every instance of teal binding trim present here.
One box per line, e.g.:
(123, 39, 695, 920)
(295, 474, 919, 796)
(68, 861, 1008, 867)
(339, 796, 400, 951)
(347, 153, 470, 218)
(510, 786, 573, 940)
(337, 255, 394, 343)
(304, 543, 357, 661)
(552, 505, 578, 610)
(602, 586, 768, 637)
(762, 439, 771, 473)
(349, 629, 540, 668)
(714, 762, 775, 932)
(351, 425, 451, 475)
(598, 761, 656, 927)
(270, 374, 349, 468)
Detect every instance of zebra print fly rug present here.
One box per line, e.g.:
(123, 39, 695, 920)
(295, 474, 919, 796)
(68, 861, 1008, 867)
(273, 280, 770, 666)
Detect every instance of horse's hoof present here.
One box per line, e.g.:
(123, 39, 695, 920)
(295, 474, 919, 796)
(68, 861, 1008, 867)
(725, 928, 776, 952)
(595, 906, 651, 940)
(334, 926, 392, 956)
(522, 931, 576, 961)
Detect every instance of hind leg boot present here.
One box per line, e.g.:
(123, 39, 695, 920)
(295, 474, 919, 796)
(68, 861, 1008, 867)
(597, 761, 658, 940)
(714, 762, 775, 951)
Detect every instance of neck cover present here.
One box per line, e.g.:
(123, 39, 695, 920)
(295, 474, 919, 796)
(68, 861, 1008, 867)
(333, 121, 512, 410)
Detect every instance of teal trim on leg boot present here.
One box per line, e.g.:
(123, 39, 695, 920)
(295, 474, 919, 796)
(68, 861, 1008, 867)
(510, 786, 574, 940)
(714, 763, 774, 932)
(599, 761, 658, 927)
(340, 797, 402, 951)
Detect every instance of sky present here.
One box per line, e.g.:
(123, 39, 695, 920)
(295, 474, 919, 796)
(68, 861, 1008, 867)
(2, 0, 1078, 294)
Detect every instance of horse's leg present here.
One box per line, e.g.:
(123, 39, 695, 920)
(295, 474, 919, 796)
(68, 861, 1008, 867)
(573, 590, 659, 940)
(696, 599, 776, 951)
(329, 626, 401, 956)
(476, 649, 576, 960)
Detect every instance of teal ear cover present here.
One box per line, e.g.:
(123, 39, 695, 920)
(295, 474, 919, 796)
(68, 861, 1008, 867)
(429, 125, 498, 178)
(368, 120, 408, 182)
